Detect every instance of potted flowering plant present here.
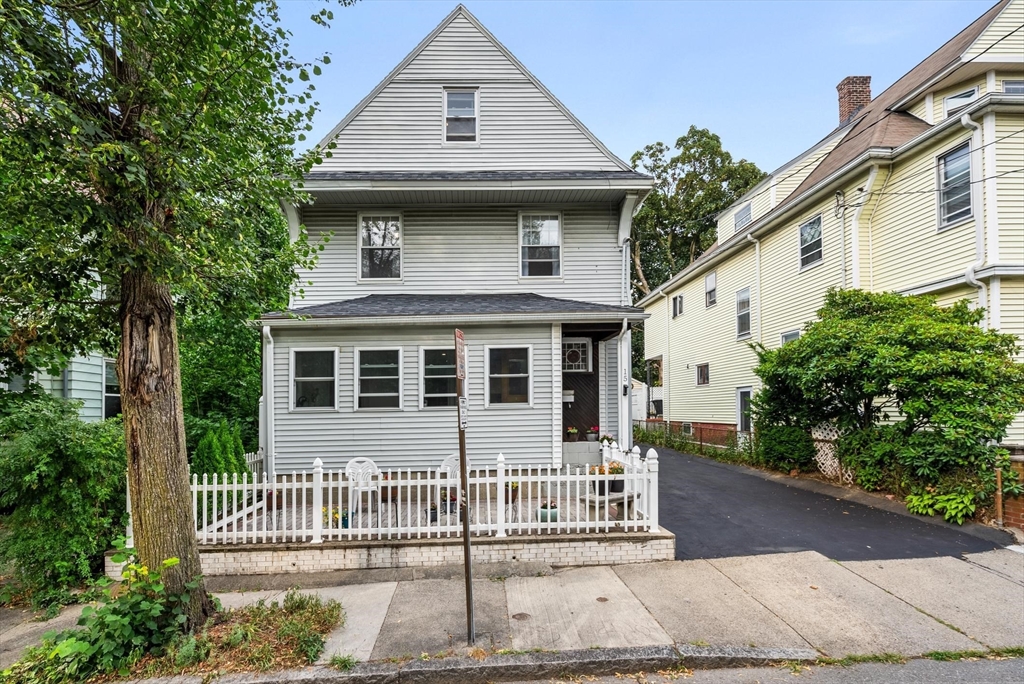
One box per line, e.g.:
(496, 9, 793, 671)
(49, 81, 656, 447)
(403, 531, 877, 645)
(438, 487, 459, 514)
(566, 426, 579, 442)
(537, 499, 559, 522)
(322, 507, 349, 529)
(504, 481, 520, 504)
(600, 434, 615, 445)
(590, 461, 626, 494)
(585, 426, 599, 442)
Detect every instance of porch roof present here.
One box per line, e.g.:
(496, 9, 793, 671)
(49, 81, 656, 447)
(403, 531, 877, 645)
(260, 293, 647, 327)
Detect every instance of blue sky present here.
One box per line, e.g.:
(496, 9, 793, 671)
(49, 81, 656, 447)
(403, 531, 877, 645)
(280, 0, 994, 173)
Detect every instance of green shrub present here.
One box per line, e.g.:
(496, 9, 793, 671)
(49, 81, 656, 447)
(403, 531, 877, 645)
(2, 552, 194, 683)
(755, 424, 816, 472)
(190, 420, 249, 478)
(0, 397, 126, 604)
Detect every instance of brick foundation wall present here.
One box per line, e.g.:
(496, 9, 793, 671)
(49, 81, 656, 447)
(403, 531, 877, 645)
(1004, 456, 1024, 532)
(106, 531, 676, 579)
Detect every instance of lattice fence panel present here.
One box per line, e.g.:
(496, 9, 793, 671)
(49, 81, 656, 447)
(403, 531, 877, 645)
(811, 424, 853, 485)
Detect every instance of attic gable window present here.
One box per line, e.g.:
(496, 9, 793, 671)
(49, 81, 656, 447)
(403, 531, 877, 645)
(734, 204, 752, 232)
(445, 89, 477, 142)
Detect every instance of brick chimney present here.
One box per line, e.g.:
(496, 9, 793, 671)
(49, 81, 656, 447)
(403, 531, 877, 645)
(837, 76, 871, 124)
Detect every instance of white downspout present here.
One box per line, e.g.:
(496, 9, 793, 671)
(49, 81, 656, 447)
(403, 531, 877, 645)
(262, 326, 275, 474)
(659, 291, 670, 422)
(616, 317, 630, 447)
(961, 114, 987, 327)
(745, 233, 761, 344)
(851, 165, 879, 290)
(618, 193, 639, 307)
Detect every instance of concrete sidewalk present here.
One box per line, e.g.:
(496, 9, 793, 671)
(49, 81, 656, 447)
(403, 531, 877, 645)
(3, 548, 1021, 674)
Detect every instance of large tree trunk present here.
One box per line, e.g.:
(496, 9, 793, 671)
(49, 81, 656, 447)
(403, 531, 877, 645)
(119, 269, 215, 630)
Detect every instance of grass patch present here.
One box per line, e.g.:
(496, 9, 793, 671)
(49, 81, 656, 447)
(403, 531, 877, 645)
(815, 653, 906, 667)
(118, 590, 342, 679)
(925, 647, 1024, 661)
(328, 654, 357, 671)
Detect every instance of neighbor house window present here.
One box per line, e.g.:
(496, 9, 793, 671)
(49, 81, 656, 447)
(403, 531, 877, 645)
(672, 294, 683, 318)
(781, 330, 801, 345)
(422, 348, 457, 408)
(293, 349, 337, 409)
(359, 214, 401, 279)
(705, 271, 717, 307)
(696, 363, 709, 386)
(562, 338, 591, 373)
(488, 347, 530, 405)
(356, 349, 401, 409)
(938, 142, 972, 227)
(1003, 80, 1024, 94)
(444, 89, 477, 142)
(799, 215, 823, 269)
(734, 204, 752, 232)
(104, 360, 121, 419)
(736, 287, 751, 338)
(944, 87, 978, 117)
(737, 387, 752, 433)
(520, 213, 561, 277)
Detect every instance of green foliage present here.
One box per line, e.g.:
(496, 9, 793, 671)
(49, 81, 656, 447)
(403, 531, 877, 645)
(906, 487, 977, 525)
(329, 653, 358, 671)
(190, 420, 249, 477)
(2, 552, 195, 683)
(0, 398, 127, 603)
(752, 288, 1024, 523)
(755, 424, 816, 473)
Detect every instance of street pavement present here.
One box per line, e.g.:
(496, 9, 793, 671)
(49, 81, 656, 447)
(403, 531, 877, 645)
(652, 445, 1006, 561)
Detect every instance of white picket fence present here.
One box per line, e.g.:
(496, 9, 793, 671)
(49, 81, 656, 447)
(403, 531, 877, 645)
(178, 442, 659, 545)
(244, 449, 264, 478)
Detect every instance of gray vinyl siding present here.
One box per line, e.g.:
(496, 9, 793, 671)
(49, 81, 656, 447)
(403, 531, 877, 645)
(271, 324, 554, 472)
(316, 15, 621, 172)
(296, 205, 623, 307)
(67, 353, 104, 422)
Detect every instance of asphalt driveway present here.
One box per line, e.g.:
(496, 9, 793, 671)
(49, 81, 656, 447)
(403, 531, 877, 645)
(649, 445, 1006, 561)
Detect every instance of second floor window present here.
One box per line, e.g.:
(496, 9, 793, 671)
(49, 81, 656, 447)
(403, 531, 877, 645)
(104, 360, 122, 419)
(734, 203, 752, 232)
(705, 271, 716, 307)
(1004, 80, 1024, 94)
(943, 87, 978, 117)
(521, 214, 561, 277)
(445, 89, 477, 142)
(360, 214, 401, 279)
(799, 215, 823, 269)
(939, 143, 971, 227)
(736, 287, 751, 338)
(696, 363, 710, 386)
(672, 294, 683, 318)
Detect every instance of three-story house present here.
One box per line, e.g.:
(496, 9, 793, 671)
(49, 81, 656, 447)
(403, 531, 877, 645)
(257, 5, 653, 474)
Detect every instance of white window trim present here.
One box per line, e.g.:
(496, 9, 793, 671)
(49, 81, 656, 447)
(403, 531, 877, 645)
(695, 362, 710, 387)
(705, 271, 717, 308)
(672, 294, 683, 319)
(289, 347, 340, 413)
(681, 422, 693, 435)
(484, 344, 533, 408)
(441, 87, 480, 147)
(736, 287, 752, 340)
(561, 337, 592, 373)
(356, 211, 404, 282)
(734, 203, 752, 233)
(936, 141, 973, 232)
(418, 345, 466, 410)
(942, 86, 979, 119)
(354, 347, 404, 412)
(518, 210, 564, 281)
(780, 330, 801, 345)
(736, 386, 753, 433)
(797, 214, 824, 272)
(103, 358, 120, 420)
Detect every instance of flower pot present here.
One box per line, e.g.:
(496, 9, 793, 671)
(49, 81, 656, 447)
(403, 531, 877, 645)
(585, 433, 598, 442)
(537, 507, 559, 523)
(593, 479, 625, 495)
(567, 433, 579, 442)
(504, 484, 519, 504)
(428, 509, 438, 523)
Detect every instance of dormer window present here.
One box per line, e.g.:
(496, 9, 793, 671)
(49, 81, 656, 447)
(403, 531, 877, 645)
(445, 89, 477, 142)
(734, 203, 752, 232)
(943, 88, 978, 118)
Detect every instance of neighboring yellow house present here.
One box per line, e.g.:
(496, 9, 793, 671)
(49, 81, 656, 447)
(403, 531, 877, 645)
(639, 0, 1024, 450)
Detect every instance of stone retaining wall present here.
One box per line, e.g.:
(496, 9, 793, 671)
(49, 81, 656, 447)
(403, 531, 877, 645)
(106, 530, 675, 578)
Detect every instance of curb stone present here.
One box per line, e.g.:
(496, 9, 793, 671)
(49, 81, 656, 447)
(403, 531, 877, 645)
(127, 645, 819, 684)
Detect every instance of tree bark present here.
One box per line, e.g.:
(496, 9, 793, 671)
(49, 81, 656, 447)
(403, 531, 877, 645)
(119, 269, 215, 630)
(632, 241, 650, 295)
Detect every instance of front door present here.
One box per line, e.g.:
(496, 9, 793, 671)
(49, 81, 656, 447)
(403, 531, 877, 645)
(562, 337, 599, 440)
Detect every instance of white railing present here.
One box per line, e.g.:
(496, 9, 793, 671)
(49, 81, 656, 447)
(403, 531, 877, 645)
(244, 448, 264, 478)
(171, 442, 658, 545)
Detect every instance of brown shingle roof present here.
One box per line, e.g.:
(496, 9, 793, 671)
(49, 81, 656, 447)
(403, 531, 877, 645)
(782, 0, 1011, 207)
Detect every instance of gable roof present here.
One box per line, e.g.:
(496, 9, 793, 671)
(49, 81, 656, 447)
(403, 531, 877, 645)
(314, 4, 633, 173)
(784, 0, 1011, 205)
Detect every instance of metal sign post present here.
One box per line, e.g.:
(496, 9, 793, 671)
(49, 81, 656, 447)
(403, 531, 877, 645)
(454, 329, 475, 644)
